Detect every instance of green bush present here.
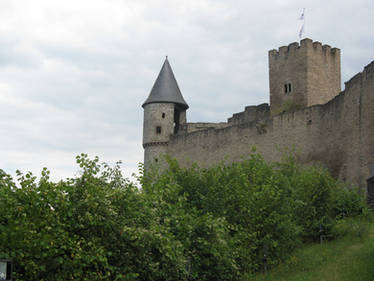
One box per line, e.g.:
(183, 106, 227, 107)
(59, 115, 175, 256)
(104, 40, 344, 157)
(0, 152, 368, 280)
(143, 154, 301, 273)
(0, 155, 189, 280)
(274, 153, 368, 241)
(331, 186, 367, 220)
(286, 167, 336, 240)
(141, 164, 239, 280)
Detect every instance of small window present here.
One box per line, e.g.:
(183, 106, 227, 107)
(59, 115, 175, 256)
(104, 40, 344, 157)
(162, 113, 165, 119)
(284, 83, 292, 94)
(156, 126, 162, 134)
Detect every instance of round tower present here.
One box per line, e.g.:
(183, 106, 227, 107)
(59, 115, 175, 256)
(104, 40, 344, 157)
(142, 57, 188, 170)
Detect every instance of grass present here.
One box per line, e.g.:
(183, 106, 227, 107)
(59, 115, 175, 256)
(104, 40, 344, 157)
(244, 215, 374, 281)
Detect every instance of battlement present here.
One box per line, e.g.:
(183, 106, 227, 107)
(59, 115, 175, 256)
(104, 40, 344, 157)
(184, 122, 230, 133)
(344, 60, 374, 90)
(269, 38, 340, 60)
(143, 38, 374, 190)
(228, 103, 270, 125)
(269, 38, 341, 115)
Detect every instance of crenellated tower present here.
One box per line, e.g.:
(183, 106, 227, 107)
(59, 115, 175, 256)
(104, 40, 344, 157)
(142, 57, 188, 170)
(269, 38, 341, 114)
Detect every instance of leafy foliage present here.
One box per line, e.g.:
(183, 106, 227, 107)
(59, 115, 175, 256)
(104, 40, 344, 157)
(0, 152, 368, 280)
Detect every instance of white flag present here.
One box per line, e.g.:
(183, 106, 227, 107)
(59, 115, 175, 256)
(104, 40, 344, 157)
(298, 8, 305, 20)
(299, 23, 304, 39)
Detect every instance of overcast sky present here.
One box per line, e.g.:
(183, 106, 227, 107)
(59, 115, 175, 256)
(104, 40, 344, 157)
(0, 0, 373, 181)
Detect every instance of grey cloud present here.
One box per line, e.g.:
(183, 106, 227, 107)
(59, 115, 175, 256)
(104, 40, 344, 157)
(0, 39, 42, 68)
(0, 0, 373, 180)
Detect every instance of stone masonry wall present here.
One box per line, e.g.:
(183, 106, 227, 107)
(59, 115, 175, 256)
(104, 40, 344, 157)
(307, 41, 341, 106)
(269, 41, 308, 114)
(227, 103, 270, 125)
(184, 122, 231, 133)
(269, 39, 341, 115)
(167, 61, 374, 189)
(143, 103, 175, 169)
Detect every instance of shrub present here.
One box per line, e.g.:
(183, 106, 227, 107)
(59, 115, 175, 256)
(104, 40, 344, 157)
(0, 152, 368, 280)
(0, 156, 188, 280)
(143, 154, 301, 274)
(331, 186, 367, 220)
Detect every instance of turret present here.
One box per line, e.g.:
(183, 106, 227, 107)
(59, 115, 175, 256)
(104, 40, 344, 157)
(142, 57, 188, 169)
(269, 38, 341, 115)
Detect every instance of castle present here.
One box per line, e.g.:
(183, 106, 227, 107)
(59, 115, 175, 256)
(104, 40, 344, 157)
(142, 38, 374, 195)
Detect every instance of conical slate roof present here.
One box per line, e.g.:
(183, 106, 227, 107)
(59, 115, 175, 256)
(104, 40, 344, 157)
(142, 58, 189, 109)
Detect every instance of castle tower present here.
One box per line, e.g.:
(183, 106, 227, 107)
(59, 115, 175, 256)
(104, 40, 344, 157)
(269, 38, 341, 114)
(142, 57, 188, 169)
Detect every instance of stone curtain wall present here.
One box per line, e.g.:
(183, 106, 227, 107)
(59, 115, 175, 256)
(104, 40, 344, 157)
(357, 61, 374, 186)
(167, 61, 374, 189)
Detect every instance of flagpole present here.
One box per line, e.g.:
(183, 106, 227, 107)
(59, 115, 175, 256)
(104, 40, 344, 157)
(298, 8, 305, 40)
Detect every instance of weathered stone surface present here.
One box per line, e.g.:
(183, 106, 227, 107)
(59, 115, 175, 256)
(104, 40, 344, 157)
(269, 39, 341, 115)
(142, 40, 374, 190)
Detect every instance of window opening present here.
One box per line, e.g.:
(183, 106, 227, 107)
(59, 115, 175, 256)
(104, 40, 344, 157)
(156, 126, 162, 134)
(284, 83, 292, 94)
(162, 113, 165, 119)
(174, 108, 181, 134)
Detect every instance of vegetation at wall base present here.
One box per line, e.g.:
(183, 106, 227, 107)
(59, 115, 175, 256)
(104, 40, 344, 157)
(0, 152, 369, 280)
(247, 214, 374, 281)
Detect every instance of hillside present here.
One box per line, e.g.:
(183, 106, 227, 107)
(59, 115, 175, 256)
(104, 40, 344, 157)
(249, 216, 374, 281)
